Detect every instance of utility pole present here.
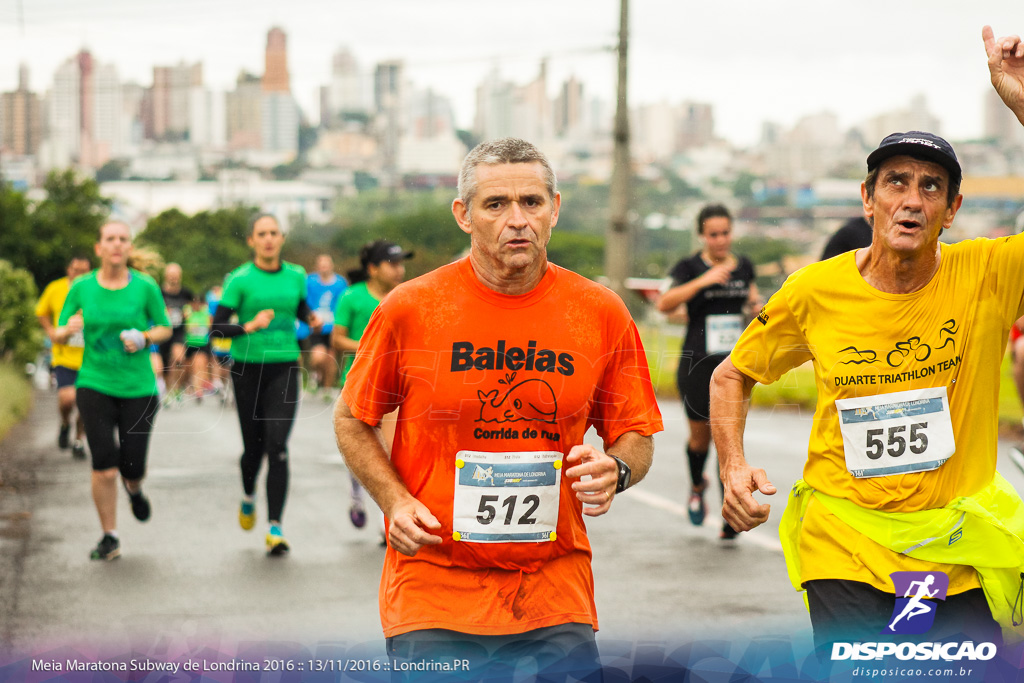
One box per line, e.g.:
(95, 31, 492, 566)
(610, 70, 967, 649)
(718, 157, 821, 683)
(605, 0, 631, 301)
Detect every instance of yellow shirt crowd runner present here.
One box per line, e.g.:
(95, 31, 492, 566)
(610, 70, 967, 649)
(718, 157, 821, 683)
(29, 23, 1024, 680)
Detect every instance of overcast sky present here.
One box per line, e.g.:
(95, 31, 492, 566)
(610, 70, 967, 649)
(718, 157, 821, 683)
(1, 0, 1022, 146)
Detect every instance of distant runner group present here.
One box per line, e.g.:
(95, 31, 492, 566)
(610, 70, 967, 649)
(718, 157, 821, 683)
(42, 216, 413, 560)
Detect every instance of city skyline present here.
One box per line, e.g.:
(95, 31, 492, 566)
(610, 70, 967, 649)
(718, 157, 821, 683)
(1, 0, 1022, 146)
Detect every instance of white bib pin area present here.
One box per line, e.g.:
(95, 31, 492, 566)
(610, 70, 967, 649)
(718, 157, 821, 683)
(835, 386, 956, 478)
(452, 450, 562, 543)
(315, 308, 334, 326)
(705, 314, 744, 354)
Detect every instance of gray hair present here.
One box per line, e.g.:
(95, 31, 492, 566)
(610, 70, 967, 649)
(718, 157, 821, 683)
(457, 138, 557, 214)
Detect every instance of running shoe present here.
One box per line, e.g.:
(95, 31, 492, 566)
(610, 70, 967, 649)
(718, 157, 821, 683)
(90, 534, 121, 561)
(720, 522, 738, 541)
(266, 531, 290, 557)
(687, 478, 707, 526)
(58, 424, 70, 449)
(349, 502, 367, 529)
(123, 482, 151, 522)
(238, 499, 255, 530)
(71, 440, 87, 460)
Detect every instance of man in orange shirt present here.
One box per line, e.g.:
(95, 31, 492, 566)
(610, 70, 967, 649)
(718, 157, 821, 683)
(334, 137, 662, 680)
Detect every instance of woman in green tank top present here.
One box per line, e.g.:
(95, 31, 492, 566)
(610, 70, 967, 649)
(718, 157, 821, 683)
(55, 221, 172, 561)
(210, 214, 322, 556)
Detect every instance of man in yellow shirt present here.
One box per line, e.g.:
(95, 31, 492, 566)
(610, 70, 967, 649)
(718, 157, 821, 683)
(35, 254, 93, 459)
(710, 26, 1024, 649)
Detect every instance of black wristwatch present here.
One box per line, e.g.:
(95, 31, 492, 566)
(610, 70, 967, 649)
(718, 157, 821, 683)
(610, 455, 632, 493)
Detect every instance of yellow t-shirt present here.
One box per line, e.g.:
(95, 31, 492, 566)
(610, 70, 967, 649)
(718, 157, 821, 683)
(35, 277, 84, 370)
(732, 237, 1024, 595)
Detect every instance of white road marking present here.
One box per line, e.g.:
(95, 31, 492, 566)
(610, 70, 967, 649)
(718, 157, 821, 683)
(625, 487, 783, 552)
(1009, 447, 1024, 478)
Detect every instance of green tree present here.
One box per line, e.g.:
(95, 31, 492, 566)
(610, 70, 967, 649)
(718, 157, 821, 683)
(0, 171, 110, 291)
(299, 124, 319, 156)
(322, 201, 468, 279)
(732, 171, 758, 200)
(271, 160, 303, 180)
(0, 260, 43, 366)
(546, 232, 604, 280)
(137, 207, 255, 292)
(96, 159, 129, 182)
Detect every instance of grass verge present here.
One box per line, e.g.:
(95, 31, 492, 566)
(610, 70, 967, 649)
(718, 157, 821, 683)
(0, 363, 33, 443)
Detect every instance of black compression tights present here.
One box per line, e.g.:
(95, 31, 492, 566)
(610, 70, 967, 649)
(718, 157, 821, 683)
(231, 361, 300, 522)
(687, 447, 709, 488)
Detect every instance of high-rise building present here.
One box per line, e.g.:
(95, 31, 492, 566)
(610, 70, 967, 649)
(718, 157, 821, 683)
(226, 71, 263, 150)
(44, 57, 81, 168)
(1, 64, 43, 156)
(473, 61, 552, 144)
(258, 27, 298, 159)
(407, 88, 454, 138)
(633, 102, 677, 163)
(984, 88, 1024, 147)
(397, 87, 465, 175)
(323, 46, 372, 126)
(77, 51, 96, 166)
(554, 76, 584, 138)
(374, 60, 404, 182)
(474, 69, 515, 141)
(263, 27, 290, 93)
(151, 62, 202, 140)
(262, 92, 298, 156)
(189, 86, 226, 149)
(678, 102, 715, 150)
(91, 62, 122, 166)
(860, 95, 941, 149)
(517, 60, 551, 143)
(120, 82, 146, 157)
(41, 50, 122, 169)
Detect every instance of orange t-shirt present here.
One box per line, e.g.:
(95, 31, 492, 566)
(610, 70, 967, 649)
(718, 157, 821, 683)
(342, 257, 663, 637)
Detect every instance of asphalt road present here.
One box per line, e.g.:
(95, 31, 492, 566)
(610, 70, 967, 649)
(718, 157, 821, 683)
(2, 382, 1023, 672)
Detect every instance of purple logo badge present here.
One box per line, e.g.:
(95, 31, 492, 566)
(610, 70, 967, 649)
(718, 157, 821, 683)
(883, 571, 949, 635)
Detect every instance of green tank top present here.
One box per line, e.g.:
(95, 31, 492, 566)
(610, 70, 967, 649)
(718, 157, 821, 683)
(58, 270, 170, 398)
(333, 282, 383, 383)
(220, 261, 307, 364)
(184, 307, 211, 347)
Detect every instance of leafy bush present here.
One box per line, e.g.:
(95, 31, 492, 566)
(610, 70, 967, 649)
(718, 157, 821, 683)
(0, 260, 43, 367)
(0, 172, 110, 291)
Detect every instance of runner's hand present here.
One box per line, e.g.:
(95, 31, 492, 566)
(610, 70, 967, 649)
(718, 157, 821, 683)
(565, 444, 618, 517)
(247, 309, 275, 332)
(387, 498, 443, 557)
(308, 312, 324, 333)
(983, 26, 1024, 123)
(59, 313, 84, 342)
(721, 463, 776, 531)
(703, 264, 733, 287)
(119, 328, 147, 353)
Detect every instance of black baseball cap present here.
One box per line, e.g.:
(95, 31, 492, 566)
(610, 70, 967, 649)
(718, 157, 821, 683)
(362, 240, 414, 265)
(866, 131, 961, 186)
